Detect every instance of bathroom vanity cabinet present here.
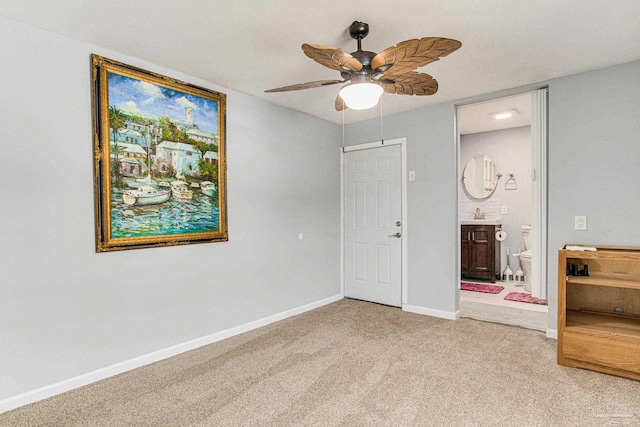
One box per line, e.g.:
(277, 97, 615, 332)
(461, 224, 500, 283)
(558, 245, 640, 380)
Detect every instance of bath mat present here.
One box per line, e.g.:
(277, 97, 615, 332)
(504, 292, 548, 305)
(460, 282, 504, 294)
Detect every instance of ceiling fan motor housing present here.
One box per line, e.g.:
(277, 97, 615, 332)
(348, 50, 376, 70)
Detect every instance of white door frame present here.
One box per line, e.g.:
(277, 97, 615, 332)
(341, 137, 409, 306)
(455, 89, 549, 303)
(530, 89, 548, 300)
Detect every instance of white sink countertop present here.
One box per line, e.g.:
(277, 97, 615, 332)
(460, 218, 503, 226)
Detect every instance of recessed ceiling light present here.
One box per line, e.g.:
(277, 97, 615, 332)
(493, 109, 519, 120)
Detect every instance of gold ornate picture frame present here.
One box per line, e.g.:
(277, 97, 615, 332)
(91, 54, 227, 252)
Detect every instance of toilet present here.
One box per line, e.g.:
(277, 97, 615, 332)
(520, 225, 533, 292)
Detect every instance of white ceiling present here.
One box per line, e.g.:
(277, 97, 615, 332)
(458, 93, 532, 135)
(2, 1, 640, 125)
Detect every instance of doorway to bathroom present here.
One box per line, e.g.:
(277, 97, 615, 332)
(456, 90, 548, 332)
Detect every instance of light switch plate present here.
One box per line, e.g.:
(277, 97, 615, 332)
(501, 205, 508, 215)
(574, 215, 587, 230)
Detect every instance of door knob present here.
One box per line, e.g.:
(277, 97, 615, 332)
(388, 232, 401, 238)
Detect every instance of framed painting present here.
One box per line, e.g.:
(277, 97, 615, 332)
(91, 54, 227, 252)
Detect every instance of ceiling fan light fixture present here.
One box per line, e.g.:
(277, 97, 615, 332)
(339, 82, 383, 110)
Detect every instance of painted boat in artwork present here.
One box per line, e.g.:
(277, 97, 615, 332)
(170, 180, 193, 200)
(123, 186, 171, 206)
(200, 181, 217, 198)
(125, 175, 158, 189)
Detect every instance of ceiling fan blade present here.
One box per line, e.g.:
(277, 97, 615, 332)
(334, 95, 347, 111)
(371, 37, 461, 78)
(302, 44, 363, 72)
(265, 79, 345, 93)
(382, 72, 438, 96)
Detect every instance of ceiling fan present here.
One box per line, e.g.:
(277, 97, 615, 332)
(265, 21, 462, 111)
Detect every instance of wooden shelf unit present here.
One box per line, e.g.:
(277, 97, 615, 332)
(558, 245, 640, 380)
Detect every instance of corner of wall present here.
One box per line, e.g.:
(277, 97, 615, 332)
(402, 304, 460, 320)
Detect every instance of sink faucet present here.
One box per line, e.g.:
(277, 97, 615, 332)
(474, 208, 486, 220)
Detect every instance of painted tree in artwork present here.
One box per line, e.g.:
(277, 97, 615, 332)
(193, 140, 217, 182)
(109, 106, 126, 140)
(198, 160, 218, 185)
(158, 115, 191, 143)
(109, 106, 126, 184)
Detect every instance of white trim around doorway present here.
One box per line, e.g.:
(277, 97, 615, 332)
(455, 89, 549, 329)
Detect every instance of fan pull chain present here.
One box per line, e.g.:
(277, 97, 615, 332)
(379, 96, 384, 144)
(342, 106, 345, 152)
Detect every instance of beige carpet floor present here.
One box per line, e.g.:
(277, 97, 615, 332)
(2, 298, 639, 426)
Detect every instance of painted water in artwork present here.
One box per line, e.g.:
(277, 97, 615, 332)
(107, 71, 221, 238)
(111, 188, 219, 237)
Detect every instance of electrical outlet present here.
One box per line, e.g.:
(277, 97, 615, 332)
(574, 215, 587, 231)
(409, 171, 416, 182)
(501, 205, 508, 215)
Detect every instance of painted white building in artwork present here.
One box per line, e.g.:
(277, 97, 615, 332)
(154, 141, 201, 176)
(110, 127, 148, 147)
(186, 128, 217, 146)
(203, 150, 218, 166)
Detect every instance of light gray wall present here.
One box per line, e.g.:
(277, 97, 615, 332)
(0, 17, 341, 401)
(345, 103, 459, 313)
(460, 126, 533, 269)
(547, 59, 640, 329)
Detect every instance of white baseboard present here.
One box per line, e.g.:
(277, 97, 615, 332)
(0, 294, 343, 414)
(403, 304, 460, 320)
(546, 329, 558, 339)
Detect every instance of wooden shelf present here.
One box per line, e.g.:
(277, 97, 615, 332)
(564, 246, 640, 261)
(558, 244, 640, 381)
(566, 309, 640, 339)
(566, 272, 640, 290)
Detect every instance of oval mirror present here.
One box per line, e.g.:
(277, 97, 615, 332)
(462, 154, 501, 199)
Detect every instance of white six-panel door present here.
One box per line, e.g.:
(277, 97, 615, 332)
(344, 144, 402, 307)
